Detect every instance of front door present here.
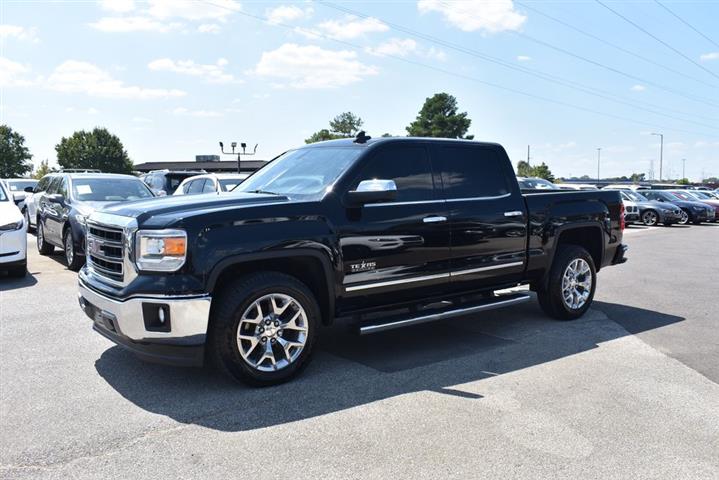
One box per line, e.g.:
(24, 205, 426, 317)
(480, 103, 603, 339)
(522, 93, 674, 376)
(432, 144, 527, 292)
(337, 144, 451, 310)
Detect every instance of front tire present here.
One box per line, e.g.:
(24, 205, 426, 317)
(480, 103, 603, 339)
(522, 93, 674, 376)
(537, 245, 597, 321)
(37, 222, 54, 255)
(641, 210, 658, 226)
(7, 263, 27, 278)
(208, 272, 319, 386)
(23, 209, 34, 233)
(64, 229, 84, 271)
(678, 210, 690, 225)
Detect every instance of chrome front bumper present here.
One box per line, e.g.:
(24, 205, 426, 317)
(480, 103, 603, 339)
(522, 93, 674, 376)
(78, 278, 212, 366)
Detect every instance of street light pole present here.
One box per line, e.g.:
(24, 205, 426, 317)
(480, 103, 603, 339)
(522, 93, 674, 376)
(651, 133, 664, 181)
(682, 158, 686, 180)
(596, 147, 601, 182)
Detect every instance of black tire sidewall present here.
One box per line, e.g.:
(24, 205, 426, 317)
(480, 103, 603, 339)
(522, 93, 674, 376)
(539, 245, 597, 320)
(211, 273, 320, 386)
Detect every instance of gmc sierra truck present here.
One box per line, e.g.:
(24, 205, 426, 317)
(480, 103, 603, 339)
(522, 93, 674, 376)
(78, 134, 627, 386)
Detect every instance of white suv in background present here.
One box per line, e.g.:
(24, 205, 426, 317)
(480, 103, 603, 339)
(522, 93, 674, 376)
(174, 173, 249, 196)
(0, 181, 27, 277)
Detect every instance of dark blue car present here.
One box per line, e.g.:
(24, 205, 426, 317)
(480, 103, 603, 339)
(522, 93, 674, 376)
(36, 173, 154, 270)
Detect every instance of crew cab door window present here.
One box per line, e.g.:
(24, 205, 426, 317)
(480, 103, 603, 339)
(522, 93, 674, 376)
(351, 146, 435, 202)
(436, 146, 510, 199)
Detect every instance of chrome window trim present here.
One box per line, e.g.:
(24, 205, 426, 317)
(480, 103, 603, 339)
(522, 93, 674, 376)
(446, 192, 511, 202)
(366, 199, 445, 207)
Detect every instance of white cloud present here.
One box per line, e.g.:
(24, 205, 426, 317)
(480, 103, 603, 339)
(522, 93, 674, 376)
(132, 116, 152, 123)
(99, 0, 135, 13)
(148, 0, 241, 21)
(366, 38, 418, 57)
(0, 57, 35, 87)
(197, 23, 221, 33)
(252, 43, 378, 89)
(316, 15, 388, 40)
(266, 5, 313, 25)
(172, 107, 222, 117)
(293, 26, 322, 39)
(517, 55, 531, 62)
(418, 0, 526, 33)
(89, 16, 181, 32)
(0, 25, 39, 43)
(631, 84, 646, 91)
(425, 47, 447, 61)
(148, 57, 238, 83)
(47, 60, 186, 99)
(699, 52, 719, 61)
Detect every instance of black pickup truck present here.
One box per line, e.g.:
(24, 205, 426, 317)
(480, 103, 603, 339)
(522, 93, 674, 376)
(78, 135, 627, 386)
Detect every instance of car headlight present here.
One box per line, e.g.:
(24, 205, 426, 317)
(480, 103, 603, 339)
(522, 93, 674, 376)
(692, 205, 703, 211)
(0, 219, 24, 231)
(74, 213, 88, 228)
(134, 229, 187, 272)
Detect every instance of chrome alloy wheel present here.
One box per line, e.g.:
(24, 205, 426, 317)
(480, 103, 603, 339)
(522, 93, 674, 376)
(678, 210, 689, 225)
(236, 293, 308, 372)
(561, 258, 592, 310)
(37, 223, 45, 248)
(642, 210, 658, 226)
(65, 234, 74, 265)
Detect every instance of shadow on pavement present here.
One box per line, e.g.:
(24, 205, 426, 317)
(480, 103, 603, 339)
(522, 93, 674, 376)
(0, 271, 38, 291)
(95, 298, 683, 432)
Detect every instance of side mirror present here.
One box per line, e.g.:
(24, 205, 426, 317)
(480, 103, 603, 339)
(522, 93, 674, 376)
(47, 193, 65, 204)
(12, 194, 23, 205)
(346, 179, 397, 206)
(24, 186, 35, 193)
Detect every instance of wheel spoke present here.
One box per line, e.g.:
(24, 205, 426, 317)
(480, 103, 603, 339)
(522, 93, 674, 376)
(283, 310, 307, 332)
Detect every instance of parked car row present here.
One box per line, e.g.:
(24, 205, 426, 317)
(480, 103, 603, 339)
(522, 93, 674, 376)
(2, 169, 253, 277)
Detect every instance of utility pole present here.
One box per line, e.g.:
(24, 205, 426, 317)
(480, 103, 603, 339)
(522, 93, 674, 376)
(527, 145, 531, 166)
(682, 158, 686, 179)
(651, 132, 664, 181)
(219, 141, 258, 173)
(596, 148, 601, 182)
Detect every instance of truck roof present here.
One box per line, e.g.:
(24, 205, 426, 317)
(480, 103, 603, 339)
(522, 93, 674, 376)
(304, 136, 503, 149)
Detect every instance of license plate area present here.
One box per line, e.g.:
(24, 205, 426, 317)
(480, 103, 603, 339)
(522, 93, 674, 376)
(81, 297, 118, 333)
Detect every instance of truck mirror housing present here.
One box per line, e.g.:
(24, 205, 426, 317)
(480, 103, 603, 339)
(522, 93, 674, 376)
(346, 179, 397, 205)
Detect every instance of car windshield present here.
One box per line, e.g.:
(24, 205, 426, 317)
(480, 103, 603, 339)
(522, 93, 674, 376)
(624, 190, 648, 202)
(669, 191, 694, 200)
(236, 147, 363, 198)
(518, 178, 558, 190)
(72, 178, 154, 202)
(219, 178, 246, 192)
(6, 180, 37, 191)
(688, 191, 710, 199)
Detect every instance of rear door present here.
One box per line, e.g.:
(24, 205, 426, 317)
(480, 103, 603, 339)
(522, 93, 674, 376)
(45, 176, 70, 245)
(338, 144, 452, 308)
(432, 144, 527, 291)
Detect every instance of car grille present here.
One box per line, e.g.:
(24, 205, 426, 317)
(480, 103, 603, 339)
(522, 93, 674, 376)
(86, 224, 125, 284)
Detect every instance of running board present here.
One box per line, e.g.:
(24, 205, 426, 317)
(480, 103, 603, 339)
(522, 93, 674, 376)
(358, 293, 531, 335)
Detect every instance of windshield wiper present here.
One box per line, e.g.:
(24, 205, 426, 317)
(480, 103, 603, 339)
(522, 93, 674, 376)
(249, 189, 281, 196)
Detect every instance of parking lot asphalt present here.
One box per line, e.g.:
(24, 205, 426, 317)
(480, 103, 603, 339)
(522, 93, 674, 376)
(1, 225, 718, 479)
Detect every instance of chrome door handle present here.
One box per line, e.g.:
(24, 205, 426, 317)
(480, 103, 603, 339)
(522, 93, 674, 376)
(423, 216, 447, 223)
(504, 211, 523, 217)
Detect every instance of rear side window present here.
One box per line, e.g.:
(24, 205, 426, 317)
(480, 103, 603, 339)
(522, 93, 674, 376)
(351, 146, 434, 202)
(187, 179, 206, 194)
(437, 147, 509, 199)
(202, 179, 216, 193)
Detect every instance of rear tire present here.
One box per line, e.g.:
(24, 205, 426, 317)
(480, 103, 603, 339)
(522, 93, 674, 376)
(37, 222, 54, 255)
(23, 209, 34, 233)
(208, 272, 319, 387)
(7, 263, 27, 278)
(64, 229, 84, 271)
(537, 245, 597, 321)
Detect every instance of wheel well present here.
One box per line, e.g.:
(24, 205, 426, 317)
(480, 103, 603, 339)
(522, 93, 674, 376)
(210, 256, 333, 325)
(556, 226, 602, 270)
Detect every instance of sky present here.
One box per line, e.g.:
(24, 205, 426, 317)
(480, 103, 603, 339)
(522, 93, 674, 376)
(1, 0, 718, 181)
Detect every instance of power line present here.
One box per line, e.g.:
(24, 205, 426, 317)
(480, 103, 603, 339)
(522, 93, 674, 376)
(201, 0, 719, 139)
(320, 1, 719, 128)
(595, 0, 719, 81)
(515, 0, 718, 89)
(654, 0, 719, 49)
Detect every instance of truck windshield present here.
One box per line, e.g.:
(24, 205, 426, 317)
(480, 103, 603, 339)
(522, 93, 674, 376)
(72, 178, 154, 202)
(236, 147, 363, 198)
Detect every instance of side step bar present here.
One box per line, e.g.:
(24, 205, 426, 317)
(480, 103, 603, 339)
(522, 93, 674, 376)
(358, 293, 531, 335)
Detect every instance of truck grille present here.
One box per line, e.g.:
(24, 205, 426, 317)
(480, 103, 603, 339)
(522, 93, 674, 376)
(87, 224, 125, 284)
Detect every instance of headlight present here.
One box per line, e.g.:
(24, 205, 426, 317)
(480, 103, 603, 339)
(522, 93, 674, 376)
(692, 205, 703, 211)
(134, 229, 187, 272)
(74, 213, 88, 228)
(0, 219, 24, 231)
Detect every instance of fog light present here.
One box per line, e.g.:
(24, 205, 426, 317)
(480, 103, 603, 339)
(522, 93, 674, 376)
(158, 307, 166, 324)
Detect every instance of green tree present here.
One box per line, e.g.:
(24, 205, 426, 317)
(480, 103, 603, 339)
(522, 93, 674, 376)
(0, 125, 33, 178)
(516, 160, 532, 177)
(406, 93, 473, 139)
(629, 172, 646, 182)
(33, 159, 55, 179)
(55, 128, 133, 174)
(676, 178, 690, 185)
(305, 112, 364, 144)
(531, 162, 555, 181)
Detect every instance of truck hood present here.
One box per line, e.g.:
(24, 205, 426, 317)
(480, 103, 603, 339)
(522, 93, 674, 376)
(95, 192, 290, 226)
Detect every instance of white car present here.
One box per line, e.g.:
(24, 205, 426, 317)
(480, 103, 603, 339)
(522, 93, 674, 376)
(24, 173, 58, 232)
(0, 181, 27, 277)
(174, 173, 249, 196)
